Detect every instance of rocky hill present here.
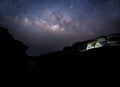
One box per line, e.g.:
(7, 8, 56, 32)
(27, 33, 120, 87)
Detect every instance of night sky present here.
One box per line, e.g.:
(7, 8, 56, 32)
(0, 0, 120, 56)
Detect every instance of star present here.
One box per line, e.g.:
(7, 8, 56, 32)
(70, 5, 73, 9)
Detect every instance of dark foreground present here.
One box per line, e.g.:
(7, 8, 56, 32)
(0, 27, 120, 87)
(25, 46, 120, 87)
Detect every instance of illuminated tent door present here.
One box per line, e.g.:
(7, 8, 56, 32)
(86, 41, 96, 50)
(95, 42, 102, 48)
(86, 41, 103, 50)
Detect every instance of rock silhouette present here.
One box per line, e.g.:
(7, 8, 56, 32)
(0, 26, 120, 87)
(26, 33, 120, 86)
(0, 26, 28, 70)
(0, 27, 28, 86)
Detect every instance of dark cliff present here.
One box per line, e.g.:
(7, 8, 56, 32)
(0, 27, 28, 86)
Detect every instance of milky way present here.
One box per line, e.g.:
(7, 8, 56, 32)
(0, 0, 120, 56)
